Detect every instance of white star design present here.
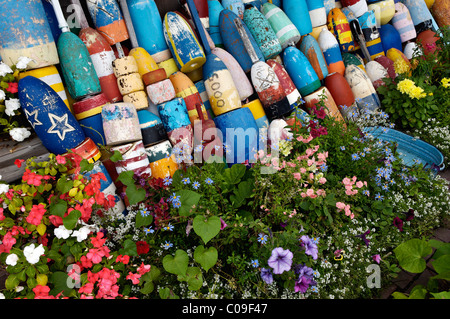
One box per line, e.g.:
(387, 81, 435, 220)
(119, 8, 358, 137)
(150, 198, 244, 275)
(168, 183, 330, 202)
(47, 113, 76, 141)
(24, 109, 43, 129)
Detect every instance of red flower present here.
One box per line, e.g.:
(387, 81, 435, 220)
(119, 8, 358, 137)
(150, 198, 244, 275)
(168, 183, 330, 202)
(393, 217, 404, 232)
(26, 203, 46, 226)
(6, 82, 18, 94)
(14, 158, 25, 168)
(136, 241, 149, 255)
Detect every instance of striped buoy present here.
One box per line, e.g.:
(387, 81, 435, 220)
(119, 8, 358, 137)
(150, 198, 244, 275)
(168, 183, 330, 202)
(327, 8, 357, 53)
(282, 0, 313, 35)
(340, 0, 368, 18)
(73, 93, 109, 146)
(69, 137, 102, 164)
(18, 76, 85, 155)
(402, 0, 435, 34)
(211, 47, 254, 102)
(242, 99, 269, 130)
(305, 0, 327, 28)
(127, 0, 172, 63)
(102, 102, 143, 146)
(145, 140, 179, 179)
(299, 35, 329, 81)
(164, 11, 206, 73)
(129, 48, 160, 77)
(318, 27, 346, 75)
(19, 66, 69, 109)
(110, 140, 152, 177)
(137, 109, 168, 147)
(243, 5, 282, 60)
(342, 52, 366, 71)
(0, 0, 59, 69)
(344, 64, 380, 112)
(366, 37, 385, 61)
(283, 46, 321, 97)
(262, 2, 301, 49)
(391, 3, 417, 43)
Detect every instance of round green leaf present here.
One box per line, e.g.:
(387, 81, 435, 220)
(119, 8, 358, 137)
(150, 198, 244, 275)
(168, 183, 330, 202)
(162, 250, 189, 276)
(394, 239, 432, 273)
(193, 215, 221, 245)
(194, 245, 218, 272)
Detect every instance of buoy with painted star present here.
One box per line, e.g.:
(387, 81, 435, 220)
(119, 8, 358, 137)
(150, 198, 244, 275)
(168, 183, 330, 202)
(344, 64, 380, 112)
(52, 0, 102, 100)
(317, 27, 346, 75)
(222, 0, 245, 19)
(391, 3, 417, 43)
(305, 0, 327, 28)
(327, 8, 357, 53)
(18, 76, 86, 155)
(220, 9, 265, 74)
(299, 34, 329, 81)
(283, 46, 322, 97)
(262, 2, 302, 49)
(86, 0, 129, 45)
(243, 5, 282, 60)
(340, 0, 368, 18)
(0, 0, 59, 69)
(379, 24, 402, 53)
(235, 17, 292, 121)
(282, 0, 313, 36)
(163, 11, 206, 74)
(208, 0, 225, 47)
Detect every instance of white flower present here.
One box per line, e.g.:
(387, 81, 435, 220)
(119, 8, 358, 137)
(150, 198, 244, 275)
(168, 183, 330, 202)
(23, 243, 45, 265)
(5, 98, 21, 116)
(71, 226, 91, 242)
(6, 253, 19, 266)
(9, 127, 31, 142)
(0, 62, 13, 77)
(0, 89, 5, 101)
(54, 225, 73, 239)
(0, 183, 9, 194)
(0, 292, 4, 299)
(15, 56, 33, 70)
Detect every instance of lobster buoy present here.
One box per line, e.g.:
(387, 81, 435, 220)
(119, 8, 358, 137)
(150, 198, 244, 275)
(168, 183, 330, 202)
(344, 64, 380, 112)
(318, 27, 346, 75)
(110, 140, 152, 177)
(391, 3, 417, 43)
(282, 0, 313, 36)
(299, 35, 329, 81)
(102, 102, 143, 146)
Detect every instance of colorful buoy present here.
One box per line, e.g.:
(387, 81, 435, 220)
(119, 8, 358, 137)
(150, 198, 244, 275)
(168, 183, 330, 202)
(379, 24, 403, 53)
(365, 60, 389, 89)
(324, 71, 356, 116)
(208, 0, 225, 47)
(111, 140, 152, 177)
(137, 109, 168, 147)
(102, 102, 143, 146)
(222, 0, 245, 19)
(282, 0, 313, 36)
(327, 8, 357, 53)
(402, 0, 435, 34)
(368, 0, 395, 25)
(340, 0, 368, 18)
(299, 35, 329, 81)
(145, 140, 179, 179)
(344, 64, 380, 112)
(391, 3, 417, 43)
(305, 0, 328, 28)
(317, 27, 346, 75)
(242, 99, 269, 130)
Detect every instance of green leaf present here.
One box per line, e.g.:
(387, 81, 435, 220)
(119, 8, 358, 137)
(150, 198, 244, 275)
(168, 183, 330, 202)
(162, 249, 189, 276)
(117, 170, 135, 186)
(56, 178, 73, 194)
(408, 285, 428, 299)
(49, 271, 73, 297)
(432, 255, 450, 275)
(63, 210, 81, 230)
(430, 291, 450, 299)
(394, 238, 432, 273)
(230, 180, 253, 208)
(194, 245, 218, 272)
(109, 150, 123, 162)
(159, 287, 179, 299)
(392, 291, 409, 299)
(119, 239, 138, 257)
(5, 274, 20, 290)
(193, 215, 221, 245)
(49, 200, 67, 217)
(222, 164, 246, 185)
(183, 267, 203, 291)
(79, 159, 94, 173)
(135, 211, 153, 228)
(125, 183, 146, 206)
(140, 280, 154, 294)
(177, 190, 202, 217)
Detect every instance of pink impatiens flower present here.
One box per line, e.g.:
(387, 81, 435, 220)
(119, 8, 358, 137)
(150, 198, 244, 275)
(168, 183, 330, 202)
(126, 272, 141, 285)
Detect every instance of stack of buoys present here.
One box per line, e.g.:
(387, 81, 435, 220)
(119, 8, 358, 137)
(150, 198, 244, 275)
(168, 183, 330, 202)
(7, 0, 449, 178)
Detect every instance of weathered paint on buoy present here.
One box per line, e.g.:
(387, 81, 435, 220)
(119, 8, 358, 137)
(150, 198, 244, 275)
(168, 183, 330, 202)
(303, 86, 346, 124)
(164, 11, 206, 73)
(19, 66, 70, 109)
(222, 0, 245, 19)
(142, 68, 168, 86)
(79, 27, 122, 103)
(318, 27, 346, 75)
(342, 52, 366, 71)
(127, 0, 172, 63)
(341, 7, 357, 23)
(365, 60, 389, 89)
(137, 109, 168, 147)
(87, 0, 129, 45)
(365, 37, 385, 61)
(323, 0, 336, 15)
(299, 35, 329, 81)
(432, 0, 450, 29)
(129, 47, 160, 77)
(327, 8, 357, 53)
(220, 9, 264, 73)
(402, 0, 436, 34)
(368, 0, 395, 25)
(69, 137, 102, 163)
(379, 24, 403, 53)
(208, 0, 225, 47)
(242, 99, 269, 130)
(324, 71, 355, 111)
(344, 64, 380, 112)
(374, 55, 397, 79)
(283, 46, 322, 97)
(243, 5, 282, 60)
(306, 0, 328, 28)
(282, 0, 313, 35)
(211, 47, 254, 101)
(72, 93, 109, 146)
(157, 58, 180, 77)
(146, 140, 179, 179)
(340, 0, 368, 18)
(391, 3, 416, 43)
(111, 140, 152, 177)
(0, 0, 59, 69)
(357, 10, 379, 42)
(170, 71, 210, 125)
(146, 78, 176, 105)
(262, 2, 302, 49)
(213, 107, 259, 165)
(42, 0, 62, 44)
(18, 76, 86, 155)
(195, 80, 215, 119)
(102, 102, 142, 146)
(203, 53, 242, 116)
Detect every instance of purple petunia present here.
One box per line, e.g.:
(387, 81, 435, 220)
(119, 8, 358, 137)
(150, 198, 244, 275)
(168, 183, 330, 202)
(356, 230, 371, 247)
(393, 216, 404, 232)
(260, 268, 273, 284)
(267, 247, 293, 274)
(294, 264, 317, 293)
(300, 235, 318, 260)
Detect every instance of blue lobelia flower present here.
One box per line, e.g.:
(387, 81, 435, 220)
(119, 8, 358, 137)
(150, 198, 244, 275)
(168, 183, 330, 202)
(257, 233, 268, 244)
(351, 153, 360, 161)
(251, 259, 259, 268)
(375, 193, 384, 201)
(192, 181, 200, 190)
(205, 177, 214, 185)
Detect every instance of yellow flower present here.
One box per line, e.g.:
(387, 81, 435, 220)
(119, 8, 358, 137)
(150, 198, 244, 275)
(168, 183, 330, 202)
(441, 78, 450, 88)
(397, 79, 415, 94)
(409, 86, 427, 99)
(393, 59, 410, 75)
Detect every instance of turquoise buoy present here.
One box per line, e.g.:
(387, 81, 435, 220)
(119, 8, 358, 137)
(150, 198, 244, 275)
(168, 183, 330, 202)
(222, 0, 245, 19)
(401, 0, 438, 33)
(262, 2, 301, 49)
(219, 9, 265, 73)
(283, 46, 321, 97)
(18, 76, 86, 155)
(305, 0, 327, 28)
(243, 5, 282, 60)
(283, 0, 313, 36)
(208, 0, 225, 47)
(379, 24, 403, 52)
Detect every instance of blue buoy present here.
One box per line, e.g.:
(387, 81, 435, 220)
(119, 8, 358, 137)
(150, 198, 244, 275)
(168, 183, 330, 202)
(379, 23, 403, 53)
